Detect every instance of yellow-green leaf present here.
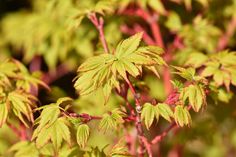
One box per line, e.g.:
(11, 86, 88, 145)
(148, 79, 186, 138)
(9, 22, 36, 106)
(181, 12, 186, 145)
(0, 103, 8, 127)
(174, 105, 192, 127)
(156, 103, 174, 122)
(148, 0, 166, 15)
(76, 124, 90, 148)
(185, 52, 208, 68)
(34, 118, 71, 149)
(165, 11, 182, 32)
(141, 103, 156, 130)
(115, 32, 143, 58)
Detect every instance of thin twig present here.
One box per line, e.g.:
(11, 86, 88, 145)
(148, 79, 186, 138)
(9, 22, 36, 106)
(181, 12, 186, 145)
(7, 123, 27, 140)
(65, 112, 136, 123)
(141, 136, 153, 157)
(151, 106, 192, 145)
(125, 76, 145, 157)
(115, 83, 136, 116)
(136, 9, 164, 48)
(42, 63, 69, 84)
(88, 13, 110, 53)
(217, 16, 236, 51)
(151, 123, 177, 144)
(120, 24, 156, 45)
(69, 113, 102, 120)
(135, 8, 173, 95)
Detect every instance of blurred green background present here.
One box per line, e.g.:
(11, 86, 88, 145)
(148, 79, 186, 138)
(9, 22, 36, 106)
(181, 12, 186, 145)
(0, 0, 236, 157)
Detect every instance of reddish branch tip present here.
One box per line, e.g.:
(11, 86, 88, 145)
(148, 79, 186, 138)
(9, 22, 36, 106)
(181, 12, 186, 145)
(88, 13, 110, 53)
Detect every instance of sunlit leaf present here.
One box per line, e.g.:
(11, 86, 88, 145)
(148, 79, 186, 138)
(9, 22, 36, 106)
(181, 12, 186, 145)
(8, 90, 36, 126)
(74, 33, 165, 103)
(76, 124, 90, 148)
(172, 66, 196, 81)
(0, 103, 8, 127)
(33, 118, 71, 149)
(156, 103, 174, 122)
(174, 105, 192, 127)
(165, 11, 182, 32)
(115, 32, 143, 58)
(185, 52, 208, 68)
(109, 138, 132, 157)
(141, 103, 157, 130)
(180, 84, 206, 112)
(99, 109, 124, 133)
(9, 141, 39, 157)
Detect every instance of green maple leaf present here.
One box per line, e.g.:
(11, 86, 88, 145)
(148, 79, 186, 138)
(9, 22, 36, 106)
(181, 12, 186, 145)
(174, 105, 192, 127)
(74, 33, 165, 104)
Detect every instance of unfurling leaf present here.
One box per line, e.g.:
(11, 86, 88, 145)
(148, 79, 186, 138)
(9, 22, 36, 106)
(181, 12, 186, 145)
(156, 103, 174, 122)
(141, 103, 159, 130)
(109, 138, 132, 157)
(0, 103, 8, 127)
(180, 84, 206, 112)
(172, 66, 196, 81)
(76, 124, 90, 148)
(174, 105, 192, 127)
(99, 109, 124, 132)
(56, 97, 73, 109)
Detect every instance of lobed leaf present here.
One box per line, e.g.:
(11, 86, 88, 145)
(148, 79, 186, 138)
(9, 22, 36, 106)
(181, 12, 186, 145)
(74, 33, 165, 103)
(9, 141, 39, 157)
(141, 103, 157, 130)
(115, 32, 143, 58)
(76, 124, 90, 148)
(0, 103, 8, 127)
(7, 91, 35, 126)
(156, 103, 174, 122)
(109, 138, 132, 157)
(174, 105, 192, 127)
(99, 109, 124, 133)
(172, 66, 196, 81)
(185, 52, 208, 68)
(34, 118, 71, 149)
(180, 84, 206, 112)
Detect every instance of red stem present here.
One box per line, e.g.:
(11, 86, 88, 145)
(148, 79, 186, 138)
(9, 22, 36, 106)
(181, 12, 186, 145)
(68, 112, 102, 121)
(141, 136, 153, 157)
(68, 112, 136, 123)
(7, 123, 27, 140)
(88, 13, 110, 53)
(217, 16, 236, 51)
(136, 9, 164, 47)
(151, 106, 192, 145)
(149, 16, 164, 48)
(115, 84, 136, 116)
(125, 76, 145, 157)
(136, 8, 173, 95)
(29, 56, 41, 72)
(42, 63, 69, 84)
(151, 123, 177, 144)
(121, 24, 156, 45)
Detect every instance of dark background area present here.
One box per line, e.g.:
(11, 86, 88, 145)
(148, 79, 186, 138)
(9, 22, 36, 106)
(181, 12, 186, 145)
(0, 0, 31, 17)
